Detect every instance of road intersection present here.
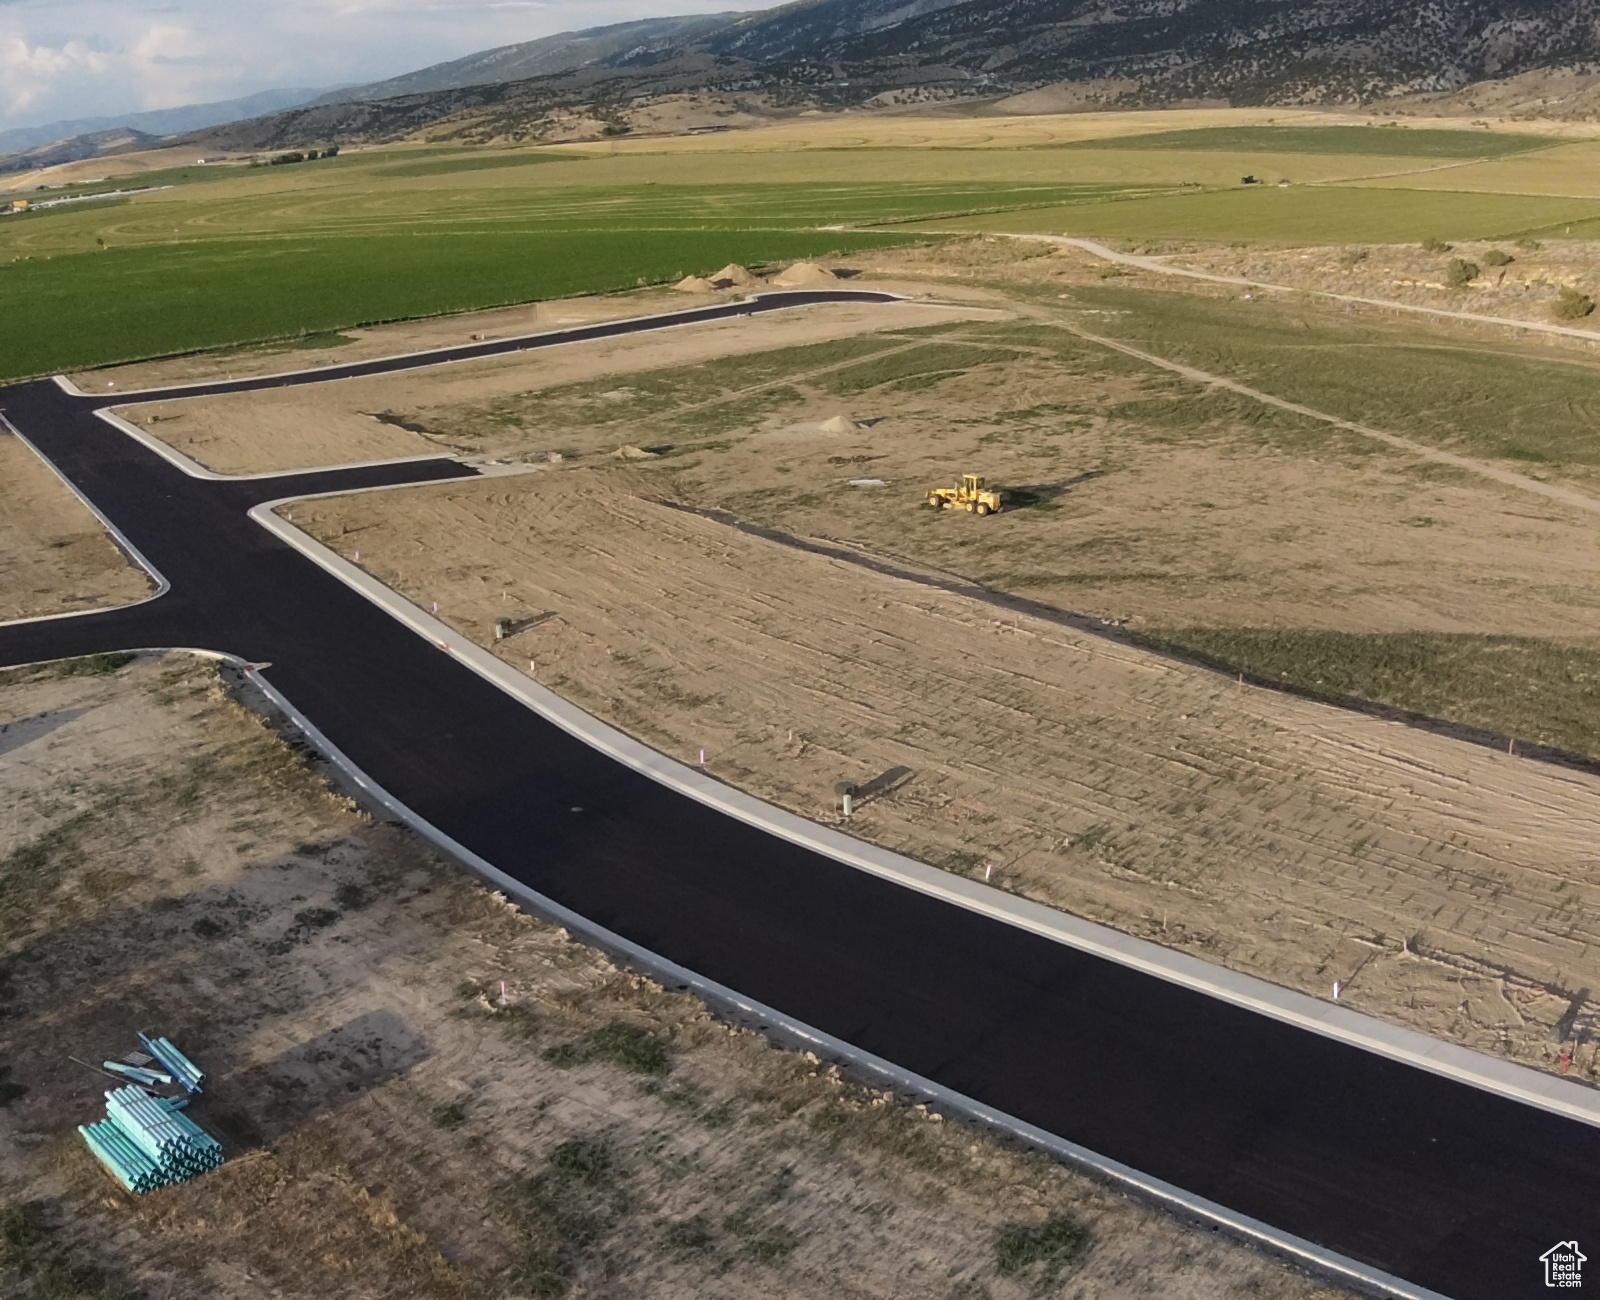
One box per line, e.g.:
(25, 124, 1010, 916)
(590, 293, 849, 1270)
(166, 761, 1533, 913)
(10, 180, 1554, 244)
(3, 293, 1594, 1299)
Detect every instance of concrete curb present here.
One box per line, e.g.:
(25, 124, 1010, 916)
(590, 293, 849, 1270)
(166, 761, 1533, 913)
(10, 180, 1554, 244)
(247, 496, 1600, 1134)
(175, 645, 1438, 1300)
(0, 412, 169, 628)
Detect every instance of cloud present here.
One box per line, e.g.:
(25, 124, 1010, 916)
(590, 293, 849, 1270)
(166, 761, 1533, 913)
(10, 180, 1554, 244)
(0, 0, 756, 131)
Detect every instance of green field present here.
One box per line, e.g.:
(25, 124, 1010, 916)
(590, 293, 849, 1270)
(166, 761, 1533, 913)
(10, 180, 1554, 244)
(3, 118, 1596, 380)
(1062, 125, 1553, 158)
(1053, 280, 1600, 467)
(920, 185, 1600, 244)
(0, 229, 915, 379)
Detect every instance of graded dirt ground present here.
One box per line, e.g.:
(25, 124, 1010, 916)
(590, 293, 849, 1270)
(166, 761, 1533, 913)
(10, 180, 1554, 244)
(289, 470, 1600, 1083)
(0, 653, 1345, 1300)
(0, 428, 150, 623)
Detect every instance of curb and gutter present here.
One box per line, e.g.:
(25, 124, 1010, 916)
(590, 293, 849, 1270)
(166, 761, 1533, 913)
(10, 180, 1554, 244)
(249, 496, 1600, 1140)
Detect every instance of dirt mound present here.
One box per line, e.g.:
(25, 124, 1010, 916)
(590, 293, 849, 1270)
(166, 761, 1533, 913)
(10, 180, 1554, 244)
(710, 263, 762, 288)
(772, 260, 841, 288)
(613, 444, 661, 460)
(819, 414, 859, 434)
(674, 275, 716, 293)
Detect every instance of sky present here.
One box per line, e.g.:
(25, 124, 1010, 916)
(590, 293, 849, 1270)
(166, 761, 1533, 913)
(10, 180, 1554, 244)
(0, 0, 752, 131)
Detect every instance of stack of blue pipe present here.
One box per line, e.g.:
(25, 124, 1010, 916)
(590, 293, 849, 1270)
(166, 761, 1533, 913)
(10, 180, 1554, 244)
(79, 1087, 224, 1194)
(139, 1033, 204, 1093)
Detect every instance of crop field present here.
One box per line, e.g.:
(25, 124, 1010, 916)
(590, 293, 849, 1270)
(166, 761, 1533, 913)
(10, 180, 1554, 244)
(0, 228, 921, 380)
(1059, 124, 1555, 156)
(5, 108, 1599, 378)
(922, 185, 1600, 243)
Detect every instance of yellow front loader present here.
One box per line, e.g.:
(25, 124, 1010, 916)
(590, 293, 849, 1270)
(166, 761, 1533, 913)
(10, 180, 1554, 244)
(927, 473, 1002, 516)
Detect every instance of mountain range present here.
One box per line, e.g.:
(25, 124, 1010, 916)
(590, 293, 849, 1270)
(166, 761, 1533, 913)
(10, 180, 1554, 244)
(10, 0, 1600, 169)
(180, 0, 1600, 152)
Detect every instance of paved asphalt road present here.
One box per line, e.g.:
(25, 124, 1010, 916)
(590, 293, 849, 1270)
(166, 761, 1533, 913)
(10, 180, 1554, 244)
(3, 295, 1597, 1299)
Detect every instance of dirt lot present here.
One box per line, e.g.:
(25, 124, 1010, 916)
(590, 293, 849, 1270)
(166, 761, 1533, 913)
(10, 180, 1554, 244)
(0, 428, 150, 623)
(0, 654, 1344, 1299)
(112, 294, 999, 475)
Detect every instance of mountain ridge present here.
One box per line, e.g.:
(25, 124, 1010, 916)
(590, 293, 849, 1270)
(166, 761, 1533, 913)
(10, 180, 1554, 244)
(159, 1, 1600, 154)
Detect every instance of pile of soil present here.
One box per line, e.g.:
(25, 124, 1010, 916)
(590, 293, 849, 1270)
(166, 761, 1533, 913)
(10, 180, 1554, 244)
(710, 263, 762, 288)
(772, 260, 841, 288)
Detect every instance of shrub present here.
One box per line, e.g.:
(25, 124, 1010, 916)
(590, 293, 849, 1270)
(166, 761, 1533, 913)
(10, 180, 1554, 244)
(546, 1137, 613, 1184)
(541, 1019, 672, 1075)
(323, 145, 340, 157)
(1516, 236, 1542, 251)
(994, 1215, 1093, 1283)
(1420, 236, 1451, 252)
(1445, 258, 1479, 288)
(1553, 286, 1596, 320)
(1482, 248, 1513, 267)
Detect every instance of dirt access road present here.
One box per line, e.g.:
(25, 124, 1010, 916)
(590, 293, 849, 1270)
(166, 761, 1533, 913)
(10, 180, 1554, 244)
(1040, 234, 1600, 348)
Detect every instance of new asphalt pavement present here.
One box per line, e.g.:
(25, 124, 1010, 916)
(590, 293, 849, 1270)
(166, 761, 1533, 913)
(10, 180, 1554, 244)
(3, 294, 1596, 1299)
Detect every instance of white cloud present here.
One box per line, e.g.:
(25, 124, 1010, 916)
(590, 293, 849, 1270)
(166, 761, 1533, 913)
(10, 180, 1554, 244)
(0, 0, 755, 130)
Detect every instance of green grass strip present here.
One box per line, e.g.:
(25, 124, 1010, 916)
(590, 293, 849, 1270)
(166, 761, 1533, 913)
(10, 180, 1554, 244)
(1147, 627, 1600, 760)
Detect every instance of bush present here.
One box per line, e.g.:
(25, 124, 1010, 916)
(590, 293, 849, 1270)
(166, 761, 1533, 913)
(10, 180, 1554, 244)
(1516, 237, 1542, 252)
(1421, 236, 1452, 252)
(323, 145, 339, 157)
(1553, 286, 1596, 320)
(270, 152, 306, 166)
(542, 1020, 672, 1075)
(1482, 248, 1513, 266)
(1445, 258, 1479, 288)
(994, 1215, 1093, 1283)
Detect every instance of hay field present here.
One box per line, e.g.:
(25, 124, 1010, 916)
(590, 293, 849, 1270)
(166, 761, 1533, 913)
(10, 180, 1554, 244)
(11, 110, 1600, 380)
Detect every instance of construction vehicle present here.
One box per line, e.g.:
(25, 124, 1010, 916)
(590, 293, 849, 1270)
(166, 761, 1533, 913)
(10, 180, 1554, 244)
(927, 473, 1003, 516)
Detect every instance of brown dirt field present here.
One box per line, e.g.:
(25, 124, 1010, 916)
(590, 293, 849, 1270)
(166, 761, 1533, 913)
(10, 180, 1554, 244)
(114, 295, 1002, 474)
(292, 475, 1600, 1083)
(0, 654, 1346, 1300)
(0, 428, 151, 622)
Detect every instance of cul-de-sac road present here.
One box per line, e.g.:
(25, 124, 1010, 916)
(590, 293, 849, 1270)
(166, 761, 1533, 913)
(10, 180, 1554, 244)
(3, 293, 1597, 1300)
